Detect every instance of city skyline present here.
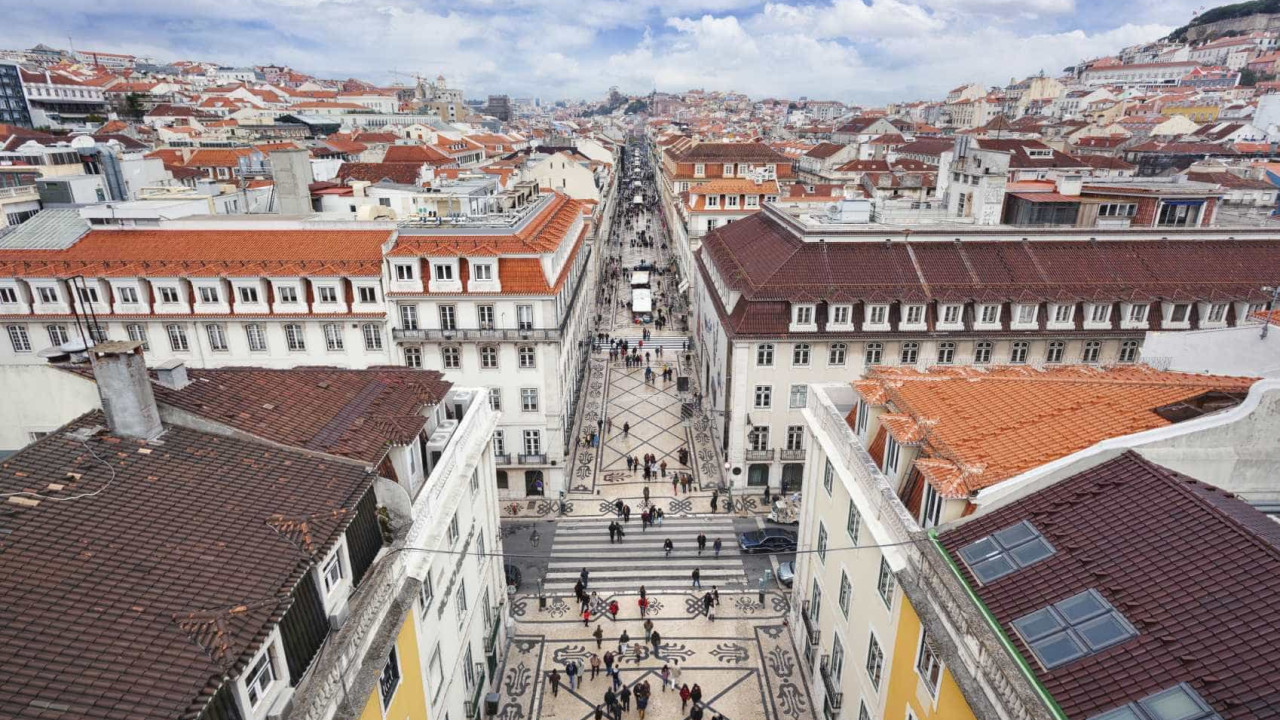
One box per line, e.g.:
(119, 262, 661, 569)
(7, 0, 1217, 103)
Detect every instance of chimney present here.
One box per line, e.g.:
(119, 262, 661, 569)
(89, 341, 162, 440)
(154, 358, 191, 390)
(270, 148, 314, 214)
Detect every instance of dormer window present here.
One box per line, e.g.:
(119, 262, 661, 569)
(434, 264, 454, 281)
(941, 304, 961, 325)
(473, 263, 494, 281)
(358, 286, 378, 303)
(694, 163, 705, 177)
(1128, 304, 1148, 324)
(706, 195, 719, 208)
(118, 286, 139, 304)
(867, 304, 888, 325)
(794, 304, 815, 326)
(77, 287, 100, 304)
(723, 163, 733, 176)
(395, 263, 416, 281)
(745, 195, 759, 208)
(317, 286, 338, 303)
(1053, 304, 1073, 324)
(1016, 304, 1038, 325)
(199, 286, 219, 304)
(1089, 304, 1111, 324)
(1169, 303, 1190, 323)
(830, 305, 852, 325)
(158, 286, 180, 304)
(37, 287, 59, 304)
(239, 286, 260, 303)
(726, 195, 739, 208)
(244, 648, 277, 708)
(904, 304, 925, 325)
(979, 304, 999, 324)
(278, 286, 299, 303)
(1206, 302, 1228, 324)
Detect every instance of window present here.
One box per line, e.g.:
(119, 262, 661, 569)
(166, 324, 189, 352)
(478, 305, 495, 329)
(419, 571, 435, 615)
(876, 556, 895, 609)
(1157, 201, 1198, 227)
(157, 286, 179, 304)
(317, 286, 338, 303)
(980, 304, 999, 324)
(1016, 304, 1037, 324)
(838, 571, 851, 617)
(858, 701, 872, 720)
(1098, 202, 1136, 217)
(941, 304, 961, 324)
(724, 163, 733, 175)
(278, 286, 299, 303)
(809, 579, 822, 620)
(1119, 339, 1139, 364)
(487, 388, 502, 411)
(456, 579, 468, 615)
(447, 513, 460, 544)
(794, 304, 814, 325)
(439, 305, 457, 331)
(726, 194, 739, 208)
(900, 341, 918, 365)
(284, 324, 306, 351)
(481, 345, 498, 369)
(404, 347, 422, 368)
(754, 385, 772, 409)
(434, 264, 454, 281)
(516, 305, 533, 330)
(1128, 304, 1148, 324)
(76, 286, 100, 304)
(694, 163, 705, 177)
(206, 324, 228, 352)
(6, 325, 30, 352)
(830, 635, 846, 681)
(831, 305, 851, 325)
(37, 286, 59, 304)
(855, 399, 869, 437)
(1082, 340, 1101, 364)
(823, 459, 834, 495)
(1206, 303, 1228, 323)
(395, 263, 415, 281)
(442, 346, 460, 369)
(748, 427, 770, 451)
(865, 634, 884, 689)
(518, 346, 536, 368)
(936, 341, 955, 364)
(239, 286, 260, 303)
(86, 323, 108, 344)
(958, 520, 1056, 584)
(322, 552, 344, 593)
(473, 263, 494, 281)
(921, 482, 944, 528)
(974, 341, 992, 364)
(847, 500, 861, 545)
(786, 425, 804, 451)
(46, 324, 69, 347)
(867, 305, 888, 325)
(904, 304, 924, 325)
(793, 343, 810, 365)
(521, 388, 539, 412)
(1046, 340, 1065, 363)
(463, 645, 477, 689)
(817, 523, 828, 562)
(358, 286, 378, 304)
(0, 287, 16, 304)
(1011, 340, 1030, 364)
(118, 286, 139, 304)
(378, 647, 401, 709)
(826, 342, 847, 366)
(883, 436, 902, 478)
(916, 631, 943, 697)
(199, 286, 219, 304)
(363, 324, 383, 351)
(865, 342, 882, 365)
(756, 343, 774, 366)
(400, 304, 418, 330)
(245, 649, 276, 707)
(789, 384, 807, 408)
(523, 429, 542, 454)
(1169, 303, 1190, 323)
(1012, 589, 1137, 670)
(1090, 304, 1111, 324)
(1089, 684, 1223, 720)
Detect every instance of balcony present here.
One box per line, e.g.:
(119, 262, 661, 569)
(781, 448, 806, 461)
(0, 185, 38, 202)
(800, 601, 820, 645)
(518, 453, 547, 465)
(464, 670, 486, 720)
(823, 694, 843, 720)
(493, 452, 513, 466)
(745, 448, 775, 462)
(819, 656, 843, 711)
(484, 608, 504, 653)
(393, 327, 563, 343)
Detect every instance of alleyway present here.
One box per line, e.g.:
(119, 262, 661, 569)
(496, 143, 814, 720)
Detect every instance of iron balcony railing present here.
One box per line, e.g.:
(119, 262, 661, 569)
(781, 448, 806, 461)
(393, 327, 563, 342)
(819, 655, 843, 710)
(801, 600, 820, 644)
(493, 452, 513, 466)
(518, 453, 547, 465)
(745, 448, 775, 461)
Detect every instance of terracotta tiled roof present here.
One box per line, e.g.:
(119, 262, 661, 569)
(803, 142, 845, 159)
(0, 412, 374, 720)
(670, 141, 789, 164)
(1185, 171, 1275, 190)
(0, 228, 392, 279)
(851, 365, 1253, 497)
(689, 179, 779, 195)
(1076, 155, 1135, 171)
(382, 144, 456, 165)
(939, 451, 1280, 720)
(389, 193, 585, 258)
(335, 162, 427, 185)
(972, 138, 1089, 170)
(835, 159, 890, 173)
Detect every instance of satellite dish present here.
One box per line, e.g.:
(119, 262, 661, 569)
(70, 135, 96, 149)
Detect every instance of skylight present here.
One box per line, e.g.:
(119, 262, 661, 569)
(1012, 589, 1137, 670)
(1088, 683, 1222, 720)
(957, 520, 1055, 584)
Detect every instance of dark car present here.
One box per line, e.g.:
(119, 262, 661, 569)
(504, 563, 522, 591)
(738, 528, 798, 554)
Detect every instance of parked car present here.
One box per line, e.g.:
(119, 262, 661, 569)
(777, 560, 796, 587)
(738, 528, 798, 554)
(504, 563, 523, 591)
(767, 497, 800, 525)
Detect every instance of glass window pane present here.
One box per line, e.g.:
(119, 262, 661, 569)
(959, 537, 1000, 564)
(1031, 632, 1087, 669)
(1010, 538, 1055, 567)
(994, 521, 1036, 547)
(1077, 615, 1134, 651)
(1140, 686, 1209, 720)
(1056, 590, 1107, 623)
(1013, 608, 1064, 641)
(1089, 707, 1144, 720)
(971, 556, 1016, 584)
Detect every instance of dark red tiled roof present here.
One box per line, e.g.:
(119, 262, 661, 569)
(669, 141, 789, 164)
(335, 161, 429, 185)
(0, 413, 374, 720)
(938, 452, 1280, 719)
(972, 138, 1089, 170)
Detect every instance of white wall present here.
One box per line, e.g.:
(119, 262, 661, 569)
(0, 364, 99, 453)
(1143, 325, 1280, 378)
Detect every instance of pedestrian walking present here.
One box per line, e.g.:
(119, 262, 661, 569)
(620, 685, 631, 711)
(604, 650, 615, 671)
(664, 538, 673, 557)
(697, 533, 707, 555)
(623, 504, 631, 522)
(581, 568, 590, 589)
(595, 705, 605, 720)
(611, 667, 622, 691)
(691, 684, 703, 706)
(605, 689, 617, 712)
(643, 486, 650, 505)
(671, 662, 682, 690)
(594, 624, 605, 649)
(679, 684, 691, 711)
(549, 669, 561, 697)
(643, 617, 654, 640)
(636, 690, 649, 719)
(692, 568, 701, 588)
(660, 665, 671, 692)
(651, 629, 662, 650)
(713, 538, 722, 557)
(623, 422, 630, 437)
(634, 643, 643, 665)
(710, 490, 718, 512)
(609, 522, 617, 543)
(583, 607, 591, 626)
(638, 595, 649, 616)
(672, 475, 678, 494)
(703, 592, 714, 615)
(615, 499, 624, 516)
(712, 586, 720, 606)
(609, 599, 620, 620)
(691, 706, 704, 720)
(591, 653, 601, 679)
(567, 660, 579, 691)
(660, 460, 667, 477)
(627, 456, 634, 472)
(619, 629, 630, 654)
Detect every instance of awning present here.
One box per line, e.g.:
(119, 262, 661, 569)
(632, 289, 653, 313)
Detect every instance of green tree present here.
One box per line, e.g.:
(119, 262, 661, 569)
(124, 93, 145, 119)
(1240, 68, 1260, 86)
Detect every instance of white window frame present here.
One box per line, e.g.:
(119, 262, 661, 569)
(244, 648, 276, 709)
(395, 263, 416, 281)
(830, 304, 852, 326)
(828, 342, 847, 366)
(940, 304, 962, 326)
(922, 482, 944, 529)
(317, 285, 339, 304)
(284, 323, 306, 352)
(323, 323, 344, 352)
(866, 304, 889, 327)
(978, 304, 999, 326)
(756, 343, 774, 366)
(903, 303, 925, 327)
(521, 387, 539, 412)
(754, 385, 772, 409)
(793, 343, 811, 366)
(322, 550, 344, 595)
(239, 285, 261, 304)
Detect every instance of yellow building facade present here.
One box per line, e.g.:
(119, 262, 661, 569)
(882, 596, 977, 720)
(358, 609, 430, 720)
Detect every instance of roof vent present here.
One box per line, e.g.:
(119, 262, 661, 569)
(155, 359, 190, 390)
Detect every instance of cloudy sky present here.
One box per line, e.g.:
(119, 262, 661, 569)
(7, 0, 1217, 103)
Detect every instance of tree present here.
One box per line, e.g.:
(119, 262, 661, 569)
(1241, 68, 1260, 87)
(125, 92, 145, 119)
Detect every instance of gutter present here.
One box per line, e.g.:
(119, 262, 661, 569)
(928, 530, 1068, 720)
